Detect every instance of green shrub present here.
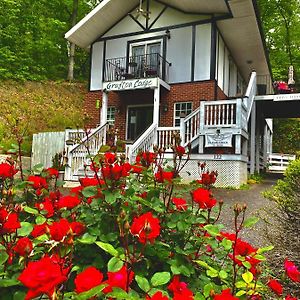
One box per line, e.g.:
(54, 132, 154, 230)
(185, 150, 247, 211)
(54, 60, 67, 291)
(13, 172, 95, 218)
(263, 159, 300, 215)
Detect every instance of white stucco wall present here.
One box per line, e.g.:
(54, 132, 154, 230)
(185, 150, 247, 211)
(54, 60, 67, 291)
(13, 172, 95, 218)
(194, 23, 211, 81)
(167, 27, 193, 83)
(90, 41, 104, 91)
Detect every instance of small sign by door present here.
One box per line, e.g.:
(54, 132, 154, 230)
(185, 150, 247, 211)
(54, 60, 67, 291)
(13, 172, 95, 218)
(205, 133, 232, 147)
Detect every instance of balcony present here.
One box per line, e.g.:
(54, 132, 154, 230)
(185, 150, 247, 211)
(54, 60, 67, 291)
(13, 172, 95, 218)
(104, 53, 170, 83)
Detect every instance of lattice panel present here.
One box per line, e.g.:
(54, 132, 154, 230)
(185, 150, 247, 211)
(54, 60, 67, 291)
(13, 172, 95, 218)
(178, 159, 247, 188)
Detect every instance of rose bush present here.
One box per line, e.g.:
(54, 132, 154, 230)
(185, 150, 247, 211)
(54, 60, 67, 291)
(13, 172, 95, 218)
(0, 145, 299, 299)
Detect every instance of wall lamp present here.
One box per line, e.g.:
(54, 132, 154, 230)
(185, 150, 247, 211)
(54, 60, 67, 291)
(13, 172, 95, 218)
(165, 29, 171, 39)
(163, 105, 168, 112)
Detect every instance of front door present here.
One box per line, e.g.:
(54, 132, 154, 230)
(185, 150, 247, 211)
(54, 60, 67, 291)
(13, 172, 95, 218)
(127, 106, 153, 141)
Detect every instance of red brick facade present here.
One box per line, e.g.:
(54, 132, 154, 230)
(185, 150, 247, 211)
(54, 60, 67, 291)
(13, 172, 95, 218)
(84, 80, 228, 140)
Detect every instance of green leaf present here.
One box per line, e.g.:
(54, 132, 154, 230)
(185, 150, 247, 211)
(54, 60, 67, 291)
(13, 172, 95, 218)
(150, 272, 171, 287)
(257, 245, 274, 254)
(219, 270, 228, 279)
(75, 283, 107, 300)
(33, 163, 44, 173)
(253, 254, 266, 261)
(95, 241, 119, 257)
(23, 206, 39, 215)
(236, 290, 246, 297)
(242, 261, 252, 269)
(78, 233, 97, 244)
(243, 217, 259, 228)
(107, 257, 123, 272)
(206, 269, 218, 278)
(82, 186, 98, 198)
(203, 224, 220, 236)
(203, 283, 215, 297)
(242, 271, 253, 284)
(35, 215, 46, 225)
(235, 281, 247, 288)
(18, 222, 33, 236)
(135, 275, 150, 292)
(103, 190, 118, 204)
(13, 291, 26, 300)
(194, 292, 206, 300)
(106, 287, 128, 299)
(0, 279, 20, 287)
(221, 238, 233, 250)
(0, 251, 9, 265)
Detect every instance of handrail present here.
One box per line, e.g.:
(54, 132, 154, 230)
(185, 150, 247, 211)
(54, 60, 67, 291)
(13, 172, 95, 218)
(157, 127, 180, 149)
(245, 71, 257, 121)
(65, 123, 108, 181)
(182, 107, 201, 146)
(126, 123, 157, 163)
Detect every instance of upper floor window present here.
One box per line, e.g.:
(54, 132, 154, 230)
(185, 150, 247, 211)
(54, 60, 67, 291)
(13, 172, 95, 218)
(174, 102, 192, 127)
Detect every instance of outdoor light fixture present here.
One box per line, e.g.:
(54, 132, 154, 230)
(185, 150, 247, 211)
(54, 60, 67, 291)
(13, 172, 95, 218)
(163, 105, 168, 112)
(165, 29, 171, 39)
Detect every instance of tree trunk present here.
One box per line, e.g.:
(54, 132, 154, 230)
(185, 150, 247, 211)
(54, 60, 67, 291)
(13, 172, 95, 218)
(67, 0, 79, 81)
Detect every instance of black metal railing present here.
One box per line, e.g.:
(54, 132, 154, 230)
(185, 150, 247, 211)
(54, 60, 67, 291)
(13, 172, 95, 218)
(104, 53, 170, 82)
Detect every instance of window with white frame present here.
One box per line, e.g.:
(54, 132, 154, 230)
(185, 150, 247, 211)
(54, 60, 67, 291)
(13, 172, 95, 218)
(174, 102, 192, 127)
(107, 107, 116, 125)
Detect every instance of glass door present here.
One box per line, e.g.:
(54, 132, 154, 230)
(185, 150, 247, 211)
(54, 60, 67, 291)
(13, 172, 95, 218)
(127, 106, 153, 141)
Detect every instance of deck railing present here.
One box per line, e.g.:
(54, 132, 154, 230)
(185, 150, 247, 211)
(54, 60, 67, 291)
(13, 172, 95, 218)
(267, 153, 296, 173)
(245, 71, 257, 121)
(126, 124, 157, 163)
(157, 127, 180, 150)
(65, 123, 108, 181)
(104, 53, 170, 82)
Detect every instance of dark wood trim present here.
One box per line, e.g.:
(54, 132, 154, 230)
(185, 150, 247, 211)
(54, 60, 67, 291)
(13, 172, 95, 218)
(223, 39, 226, 90)
(88, 41, 94, 91)
(191, 25, 196, 82)
(128, 13, 146, 31)
(96, 17, 216, 42)
(162, 35, 167, 80)
(210, 21, 217, 81)
(128, 34, 166, 45)
(146, 0, 150, 29)
(102, 40, 106, 86)
(149, 5, 168, 30)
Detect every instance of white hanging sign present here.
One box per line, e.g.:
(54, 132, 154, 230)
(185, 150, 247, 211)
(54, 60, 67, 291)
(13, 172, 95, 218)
(205, 133, 233, 148)
(103, 78, 158, 91)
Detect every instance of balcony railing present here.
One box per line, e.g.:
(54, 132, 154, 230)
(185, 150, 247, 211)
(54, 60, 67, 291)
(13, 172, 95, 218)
(104, 53, 170, 82)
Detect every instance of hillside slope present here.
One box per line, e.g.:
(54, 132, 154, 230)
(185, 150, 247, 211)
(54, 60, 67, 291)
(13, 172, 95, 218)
(0, 81, 87, 155)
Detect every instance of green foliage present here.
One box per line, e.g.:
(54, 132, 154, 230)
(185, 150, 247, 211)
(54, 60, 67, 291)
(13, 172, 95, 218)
(263, 158, 300, 214)
(273, 118, 300, 154)
(0, 81, 85, 154)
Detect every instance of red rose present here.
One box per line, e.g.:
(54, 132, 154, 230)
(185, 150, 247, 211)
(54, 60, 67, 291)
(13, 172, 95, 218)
(74, 266, 103, 293)
(27, 175, 48, 190)
(0, 162, 17, 178)
(48, 219, 71, 241)
(111, 164, 122, 180)
(136, 151, 156, 167)
(35, 198, 54, 218)
(214, 288, 239, 300)
(175, 146, 185, 157)
(168, 276, 193, 300)
(146, 291, 169, 300)
(192, 188, 217, 209)
(70, 221, 85, 236)
(268, 279, 283, 296)
(0, 208, 8, 223)
(13, 237, 33, 256)
(284, 259, 300, 282)
(172, 198, 188, 211)
(80, 177, 100, 187)
(31, 223, 48, 238)
(46, 168, 59, 178)
(57, 195, 81, 209)
(103, 265, 134, 293)
(132, 164, 143, 174)
(155, 169, 173, 183)
(285, 295, 297, 300)
(130, 212, 160, 244)
(1, 212, 21, 234)
(104, 152, 116, 164)
(18, 256, 67, 300)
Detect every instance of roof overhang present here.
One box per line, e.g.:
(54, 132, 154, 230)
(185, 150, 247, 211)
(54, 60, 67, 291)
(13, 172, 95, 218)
(65, 0, 230, 49)
(65, 0, 271, 78)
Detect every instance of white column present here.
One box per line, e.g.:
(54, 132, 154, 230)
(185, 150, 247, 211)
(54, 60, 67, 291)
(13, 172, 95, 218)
(250, 101, 256, 174)
(255, 132, 260, 173)
(100, 91, 108, 126)
(153, 85, 160, 125)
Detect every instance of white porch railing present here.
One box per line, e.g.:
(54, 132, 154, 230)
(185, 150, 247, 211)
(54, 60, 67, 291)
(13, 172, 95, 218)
(200, 98, 247, 131)
(65, 123, 108, 180)
(157, 127, 180, 150)
(126, 123, 157, 163)
(182, 107, 201, 146)
(245, 71, 257, 121)
(267, 153, 296, 173)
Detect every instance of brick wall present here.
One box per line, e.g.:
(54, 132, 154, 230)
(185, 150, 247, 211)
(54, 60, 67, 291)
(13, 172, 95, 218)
(83, 80, 228, 140)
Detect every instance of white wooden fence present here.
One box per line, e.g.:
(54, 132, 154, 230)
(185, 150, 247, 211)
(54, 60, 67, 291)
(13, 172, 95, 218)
(267, 153, 296, 173)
